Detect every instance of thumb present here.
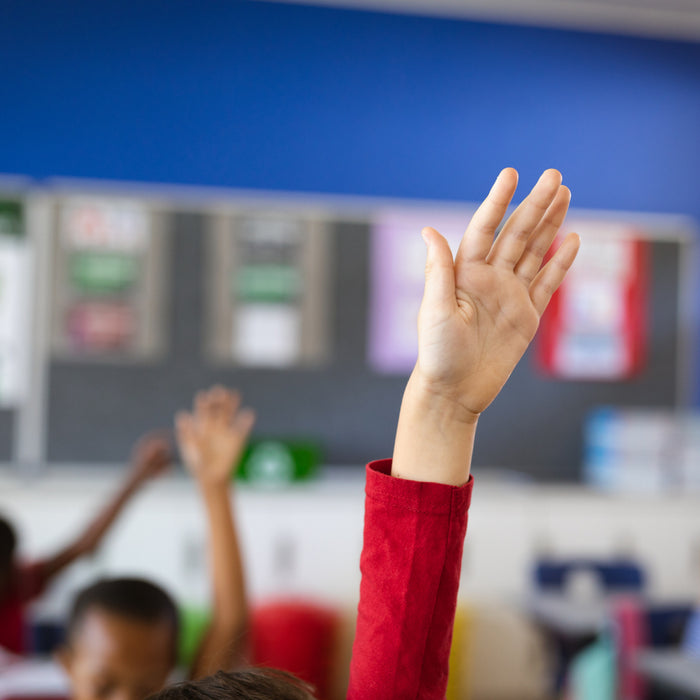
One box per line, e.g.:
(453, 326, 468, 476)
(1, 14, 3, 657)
(421, 227, 456, 313)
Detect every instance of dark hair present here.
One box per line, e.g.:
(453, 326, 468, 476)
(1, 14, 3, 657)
(68, 578, 179, 657)
(147, 669, 315, 700)
(0, 516, 17, 576)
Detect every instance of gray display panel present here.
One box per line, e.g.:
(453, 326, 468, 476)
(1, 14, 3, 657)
(46, 213, 685, 480)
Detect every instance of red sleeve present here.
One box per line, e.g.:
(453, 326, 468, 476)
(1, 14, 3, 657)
(347, 459, 473, 700)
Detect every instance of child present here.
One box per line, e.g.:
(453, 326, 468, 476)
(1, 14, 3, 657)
(58, 386, 255, 699)
(59, 577, 179, 700)
(0, 433, 171, 655)
(145, 167, 580, 699)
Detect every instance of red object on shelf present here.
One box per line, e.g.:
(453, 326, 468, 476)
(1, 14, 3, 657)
(251, 599, 339, 700)
(538, 229, 649, 381)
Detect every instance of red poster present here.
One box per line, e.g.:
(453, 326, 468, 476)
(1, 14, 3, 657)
(538, 223, 649, 380)
(67, 302, 136, 352)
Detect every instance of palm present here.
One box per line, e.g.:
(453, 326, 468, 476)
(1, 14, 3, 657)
(185, 431, 246, 481)
(416, 168, 580, 416)
(176, 387, 255, 487)
(459, 261, 538, 367)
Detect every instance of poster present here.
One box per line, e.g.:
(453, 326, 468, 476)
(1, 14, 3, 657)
(538, 222, 649, 380)
(368, 208, 475, 373)
(51, 197, 167, 361)
(0, 199, 30, 406)
(233, 217, 303, 367)
(206, 212, 330, 368)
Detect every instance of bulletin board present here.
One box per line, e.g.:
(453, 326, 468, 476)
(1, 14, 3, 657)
(40, 202, 692, 482)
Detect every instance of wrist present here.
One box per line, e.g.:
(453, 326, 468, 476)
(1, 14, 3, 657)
(197, 478, 232, 499)
(391, 368, 478, 486)
(406, 369, 481, 427)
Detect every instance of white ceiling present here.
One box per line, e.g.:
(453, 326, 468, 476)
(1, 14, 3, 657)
(257, 0, 700, 41)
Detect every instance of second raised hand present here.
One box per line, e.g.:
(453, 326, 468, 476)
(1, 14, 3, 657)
(175, 386, 256, 489)
(416, 167, 580, 421)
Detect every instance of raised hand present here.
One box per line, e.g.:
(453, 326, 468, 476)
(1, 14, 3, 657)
(128, 432, 173, 486)
(394, 168, 579, 485)
(176, 387, 255, 678)
(416, 167, 579, 420)
(175, 386, 256, 489)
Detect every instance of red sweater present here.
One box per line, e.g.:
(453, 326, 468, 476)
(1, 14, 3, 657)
(348, 459, 473, 700)
(0, 561, 47, 653)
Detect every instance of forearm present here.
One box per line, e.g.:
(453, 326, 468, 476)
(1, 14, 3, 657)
(190, 484, 248, 678)
(201, 486, 247, 627)
(392, 369, 478, 486)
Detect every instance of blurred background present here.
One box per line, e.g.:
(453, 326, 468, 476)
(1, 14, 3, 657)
(1, 0, 700, 697)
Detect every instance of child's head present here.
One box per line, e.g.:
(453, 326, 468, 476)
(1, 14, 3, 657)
(0, 516, 17, 591)
(59, 578, 179, 700)
(148, 669, 315, 700)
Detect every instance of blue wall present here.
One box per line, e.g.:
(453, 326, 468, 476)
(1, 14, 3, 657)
(3, 1, 700, 408)
(3, 0, 700, 213)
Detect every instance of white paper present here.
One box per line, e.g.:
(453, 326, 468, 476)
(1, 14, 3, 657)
(0, 238, 30, 406)
(61, 198, 149, 252)
(233, 304, 301, 367)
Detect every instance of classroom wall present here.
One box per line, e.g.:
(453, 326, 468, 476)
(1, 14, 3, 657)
(2, 1, 700, 414)
(3, 1, 700, 211)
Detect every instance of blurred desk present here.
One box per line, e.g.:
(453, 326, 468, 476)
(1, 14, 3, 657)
(526, 593, 609, 693)
(0, 660, 69, 699)
(527, 593, 607, 637)
(635, 650, 700, 699)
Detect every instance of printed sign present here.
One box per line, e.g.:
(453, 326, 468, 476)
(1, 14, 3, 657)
(538, 222, 649, 380)
(206, 212, 330, 368)
(51, 197, 167, 361)
(61, 199, 149, 252)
